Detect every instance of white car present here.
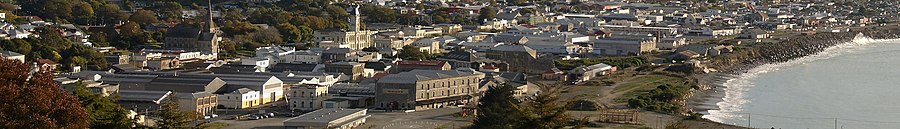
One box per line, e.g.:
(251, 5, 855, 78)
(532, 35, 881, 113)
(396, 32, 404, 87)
(210, 114, 219, 118)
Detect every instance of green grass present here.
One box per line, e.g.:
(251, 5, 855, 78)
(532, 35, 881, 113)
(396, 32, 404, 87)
(611, 75, 687, 103)
(198, 122, 229, 129)
(611, 75, 684, 94)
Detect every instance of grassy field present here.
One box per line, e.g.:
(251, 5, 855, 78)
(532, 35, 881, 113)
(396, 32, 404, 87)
(611, 75, 687, 103)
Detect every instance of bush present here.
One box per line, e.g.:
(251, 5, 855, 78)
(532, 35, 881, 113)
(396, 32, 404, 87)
(627, 84, 690, 114)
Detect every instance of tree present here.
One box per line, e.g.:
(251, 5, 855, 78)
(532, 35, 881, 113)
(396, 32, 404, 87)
(73, 3, 95, 25)
(398, 45, 427, 60)
(251, 28, 284, 45)
(221, 20, 257, 37)
(155, 2, 184, 21)
(129, 10, 159, 25)
(73, 81, 135, 128)
(478, 7, 497, 23)
(0, 58, 89, 128)
(96, 4, 127, 25)
(472, 84, 525, 129)
(276, 23, 303, 43)
(520, 84, 570, 129)
(155, 93, 198, 129)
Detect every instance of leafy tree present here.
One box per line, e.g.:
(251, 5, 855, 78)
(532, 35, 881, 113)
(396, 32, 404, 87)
(360, 4, 398, 23)
(73, 2, 95, 24)
(155, 93, 198, 129)
(96, 4, 127, 25)
(478, 7, 497, 23)
(129, 10, 159, 25)
(73, 81, 135, 128)
(276, 23, 303, 43)
(0, 58, 89, 128)
(155, 2, 184, 21)
(398, 45, 428, 60)
(252, 28, 284, 45)
(221, 20, 257, 37)
(472, 84, 525, 129)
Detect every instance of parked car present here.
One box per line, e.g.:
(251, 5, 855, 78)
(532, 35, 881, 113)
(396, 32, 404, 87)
(210, 114, 218, 118)
(248, 115, 261, 120)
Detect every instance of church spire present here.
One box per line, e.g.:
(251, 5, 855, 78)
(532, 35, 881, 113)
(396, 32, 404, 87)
(205, 0, 217, 32)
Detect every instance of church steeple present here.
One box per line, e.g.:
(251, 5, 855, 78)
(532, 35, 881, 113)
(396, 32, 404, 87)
(348, 4, 360, 32)
(205, 0, 217, 33)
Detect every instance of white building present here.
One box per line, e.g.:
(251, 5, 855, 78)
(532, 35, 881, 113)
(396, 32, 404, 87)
(283, 108, 370, 129)
(217, 88, 261, 109)
(288, 85, 329, 111)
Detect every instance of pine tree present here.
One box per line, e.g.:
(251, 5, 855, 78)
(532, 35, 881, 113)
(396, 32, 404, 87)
(520, 84, 571, 129)
(0, 58, 89, 128)
(73, 81, 135, 128)
(155, 93, 198, 129)
(472, 84, 525, 129)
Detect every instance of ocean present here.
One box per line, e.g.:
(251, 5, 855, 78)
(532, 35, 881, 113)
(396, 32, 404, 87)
(703, 35, 900, 129)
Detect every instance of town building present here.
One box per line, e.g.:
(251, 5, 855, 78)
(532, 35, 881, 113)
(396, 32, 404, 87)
(288, 84, 329, 111)
(283, 108, 370, 129)
(393, 60, 452, 73)
(217, 88, 260, 109)
(0, 50, 25, 63)
(324, 62, 365, 82)
(314, 5, 376, 50)
(163, 5, 220, 57)
(375, 69, 485, 110)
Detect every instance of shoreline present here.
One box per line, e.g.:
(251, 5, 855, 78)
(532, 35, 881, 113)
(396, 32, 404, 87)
(686, 27, 900, 126)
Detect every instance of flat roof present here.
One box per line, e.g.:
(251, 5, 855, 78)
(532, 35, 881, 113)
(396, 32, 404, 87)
(284, 108, 367, 125)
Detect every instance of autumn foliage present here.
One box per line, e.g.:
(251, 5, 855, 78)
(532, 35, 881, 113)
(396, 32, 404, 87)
(0, 58, 89, 128)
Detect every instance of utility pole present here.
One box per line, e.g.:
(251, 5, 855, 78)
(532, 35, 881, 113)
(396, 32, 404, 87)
(747, 114, 751, 128)
(834, 118, 837, 129)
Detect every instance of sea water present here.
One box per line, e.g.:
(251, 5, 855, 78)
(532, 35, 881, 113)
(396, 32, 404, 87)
(704, 35, 900, 129)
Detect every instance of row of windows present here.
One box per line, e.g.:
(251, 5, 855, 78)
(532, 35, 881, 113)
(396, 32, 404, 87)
(417, 87, 474, 99)
(417, 78, 482, 90)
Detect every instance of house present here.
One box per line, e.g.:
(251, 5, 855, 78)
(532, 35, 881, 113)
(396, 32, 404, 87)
(321, 48, 357, 63)
(375, 69, 486, 111)
(174, 92, 217, 116)
(324, 62, 365, 82)
(287, 84, 329, 111)
(485, 45, 553, 74)
(37, 59, 58, 71)
(593, 36, 657, 56)
(0, 51, 25, 63)
(217, 88, 260, 109)
(117, 90, 172, 114)
(567, 63, 615, 83)
(542, 68, 565, 81)
(393, 60, 452, 73)
(740, 29, 770, 39)
(146, 57, 181, 70)
(283, 108, 370, 129)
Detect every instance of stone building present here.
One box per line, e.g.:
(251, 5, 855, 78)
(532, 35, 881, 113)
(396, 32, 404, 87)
(314, 5, 376, 50)
(163, 3, 220, 57)
(375, 69, 485, 110)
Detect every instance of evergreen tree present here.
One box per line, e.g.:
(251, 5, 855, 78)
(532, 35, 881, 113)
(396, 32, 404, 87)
(520, 84, 570, 129)
(155, 93, 198, 129)
(472, 84, 525, 129)
(73, 81, 135, 128)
